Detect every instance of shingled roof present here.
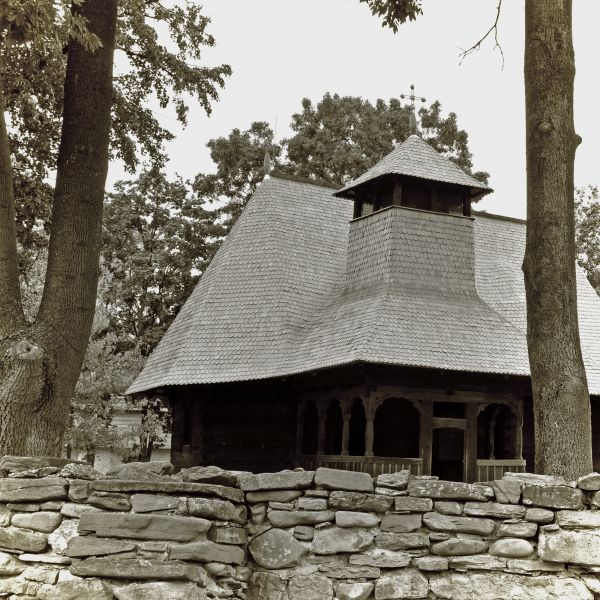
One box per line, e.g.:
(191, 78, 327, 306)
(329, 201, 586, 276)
(335, 135, 491, 198)
(128, 175, 600, 395)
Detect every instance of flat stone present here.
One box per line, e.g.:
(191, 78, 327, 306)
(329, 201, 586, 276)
(413, 556, 448, 571)
(448, 555, 507, 570)
(314, 467, 373, 492)
(11, 512, 62, 533)
(306, 489, 330, 497)
(68, 480, 90, 502)
(376, 532, 429, 550)
(328, 490, 392, 513)
(463, 501, 525, 519)
(0, 478, 67, 502)
(131, 494, 181, 513)
(17, 553, 72, 564)
(40, 501, 63, 510)
(79, 512, 211, 541)
(434, 501, 462, 516)
(350, 549, 411, 568)
(491, 479, 522, 504)
(539, 528, 600, 565)
(380, 513, 422, 533)
(407, 480, 491, 501)
(423, 512, 495, 535)
(319, 564, 380, 578)
(489, 538, 534, 558)
(556, 510, 600, 528)
(36, 577, 113, 600)
(245, 490, 302, 503)
(170, 540, 245, 565)
(208, 526, 247, 545)
(0, 526, 47, 552)
(113, 582, 207, 600)
(203, 562, 234, 577)
(6, 502, 40, 513)
(70, 557, 197, 580)
(431, 538, 488, 556)
(0, 456, 81, 473)
(376, 471, 410, 490)
(269, 501, 294, 510)
(337, 582, 374, 600)
(505, 558, 565, 574)
(248, 528, 305, 568)
(237, 470, 315, 491)
(65, 537, 137, 558)
(503, 472, 572, 487)
(375, 486, 405, 496)
(336, 511, 381, 528)
(179, 465, 237, 487)
(247, 572, 286, 600)
(116, 461, 174, 477)
(394, 497, 433, 512)
(188, 497, 247, 525)
(48, 519, 78, 554)
(374, 568, 429, 599)
(312, 527, 374, 554)
(522, 484, 584, 509)
(296, 497, 328, 510)
(91, 479, 243, 503)
(294, 525, 314, 541)
(288, 574, 333, 600)
(577, 472, 600, 491)
(60, 503, 105, 518)
(268, 509, 334, 527)
(524, 507, 554, 523)
(88, 493, 132, 512)
(429, 572, 593, 600)
(497, 521, 537, 538)
(0, 551, 25, 576)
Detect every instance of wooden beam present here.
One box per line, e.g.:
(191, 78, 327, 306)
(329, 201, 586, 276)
(466, 404, 479, 483)
(420, 400, 433, 475)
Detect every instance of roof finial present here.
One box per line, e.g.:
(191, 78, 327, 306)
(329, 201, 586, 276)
(400, 84, 426, 138)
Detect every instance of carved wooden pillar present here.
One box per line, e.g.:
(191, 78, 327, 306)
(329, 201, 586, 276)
(515, 401, 524, 460)
(317, 399, 327, 455)
(341, 398, 352, 456)
(295, 399, 305, 457)
(420, 400, 433, 475)
(363, 395, 382, 458)
(466, 404, 479, 483)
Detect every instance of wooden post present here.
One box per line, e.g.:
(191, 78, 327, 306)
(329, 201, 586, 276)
(392, 181, 402, 206)
(341, 398, 351, 456)
(515, 401, 524, 460)
(466, 404, 479, 483)
(420, 400, 433, 475)
(363, 396, 375, 457)
(317, 400, 327, 455)
(296, 400, 305, 458)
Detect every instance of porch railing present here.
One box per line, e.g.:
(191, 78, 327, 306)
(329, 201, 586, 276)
(477, 459, 526, 482)
(297, 455, 423, 477)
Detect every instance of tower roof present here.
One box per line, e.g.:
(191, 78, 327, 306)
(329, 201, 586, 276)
(335, 135, 492, 199)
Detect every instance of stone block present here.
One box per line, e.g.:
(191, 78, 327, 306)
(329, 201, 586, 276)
(431, 538, 488, 556)
(188, 497, 247, 524)
(0, 478, 67, 503)
(170, 540, 245, 565)
(497, 520, 537, 538)
(0, 551, 25, 576)
(314, 468, 374, 492)
(577, 472, 600, 491)
(60, 463, 102, 480)
(538, 528, 600, 565)
(48, 518, 78, 555)
(556, 510, 600, 528)
(349, 548, 411, 568)
(374, 568, 429, 599)
(179, 465, 237, 487)
(413, 556, 448, 571)
(247, 572, 286, 600)
(36, 577, 113, 600)
(65, 537, 137, 558)
(491, 478, 522, 504)
(245, 490, 302, 503)
(17, 553, 72, 564)
(522, 484, 584, 510)
(70, 557, 196, 580)
(11, 511, 62, 533)
(268, 509, 334, 527)
(505, 558, 564, 574)
(248, 528, 305, 568)
(237, 470, 315, 491)
(208, 525, 247, 545)
(503, 472, 571, 487)
(269, 501, 293, 510)
(407, 480, 491, 501)
(337, 582, 374, 600)
(113, 582, 207, 600)
(524, 507, 554, 523)
(489, 538, 534, 558)
(296, 497, 328, 511)
(288, 574, 333, 600)
(0, 526, 47, 552)
(88, 493, 132, 512)
(318, 564, 380, 579)
(79, 512, 211, 541)
(447, 555, 506, 570)
(394, 497, 433, 512)
(375, 531, 429, 550)
(328, 490, 392, 513)
(312, 527, 374, 554)
(294, 525, 314, 541)
(380, 513, 422, 533)
(434, 501, 462, 516)
(423, 512, 495, 535)
(67, 480, 90, 503)
(463, 501, 525, 519)
(376, 471, 410, 490)
(131, 493, 181, 513)
(336, 511, 380, 528)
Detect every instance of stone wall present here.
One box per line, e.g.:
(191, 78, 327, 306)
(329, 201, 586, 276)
(2, 457, 600, 599)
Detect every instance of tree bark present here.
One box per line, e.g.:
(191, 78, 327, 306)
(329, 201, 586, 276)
(0, 0, 118, 455)
(523, 0, 592, 478)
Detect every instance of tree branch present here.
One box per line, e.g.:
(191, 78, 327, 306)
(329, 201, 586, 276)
(459, 0, 504, 69)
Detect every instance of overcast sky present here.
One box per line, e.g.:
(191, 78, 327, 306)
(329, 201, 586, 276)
(108, 1, 600, 219)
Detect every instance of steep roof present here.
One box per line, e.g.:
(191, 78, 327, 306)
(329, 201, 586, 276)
(128, 175, 600, 395)
(335, 135, 491, 198)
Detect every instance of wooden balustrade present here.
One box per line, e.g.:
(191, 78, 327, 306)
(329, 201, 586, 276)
(476, 459, 526, 482)
(297, 455, 423, 477)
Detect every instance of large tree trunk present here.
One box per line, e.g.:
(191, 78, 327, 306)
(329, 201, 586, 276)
(0, 0, 118, 455)
(523, 0, 592, 478)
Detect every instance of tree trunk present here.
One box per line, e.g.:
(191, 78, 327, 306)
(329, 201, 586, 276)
(523, 0, 592, 478)
(0, 0, 118, 455)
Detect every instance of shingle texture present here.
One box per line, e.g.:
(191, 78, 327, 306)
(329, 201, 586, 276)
(128, 175, 600, 395)
(336, 135, 491, 197)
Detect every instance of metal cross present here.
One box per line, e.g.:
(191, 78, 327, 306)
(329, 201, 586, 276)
(400, 84, 426, 109)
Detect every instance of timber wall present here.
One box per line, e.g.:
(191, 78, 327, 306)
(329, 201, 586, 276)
(2, 457, 600, 599)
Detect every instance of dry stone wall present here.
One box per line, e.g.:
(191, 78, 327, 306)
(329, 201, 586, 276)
(2, 457, 600, 598)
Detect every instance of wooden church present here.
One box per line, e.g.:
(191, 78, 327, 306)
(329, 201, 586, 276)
(128, 133, 600, 482)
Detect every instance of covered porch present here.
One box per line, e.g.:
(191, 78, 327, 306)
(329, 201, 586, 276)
(295, 386, 526, 483)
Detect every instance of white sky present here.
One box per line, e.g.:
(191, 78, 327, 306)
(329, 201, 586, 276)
(107, 0, 600, 220)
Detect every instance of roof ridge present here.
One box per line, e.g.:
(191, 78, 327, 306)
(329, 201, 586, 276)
(473, 210, 526, 225)
(270, 170, 342, 191)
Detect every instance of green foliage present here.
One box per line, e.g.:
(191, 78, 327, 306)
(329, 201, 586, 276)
(576, 185, 600, 293)
(358, 0, 423, 32)
(103, 166, 223, 355)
